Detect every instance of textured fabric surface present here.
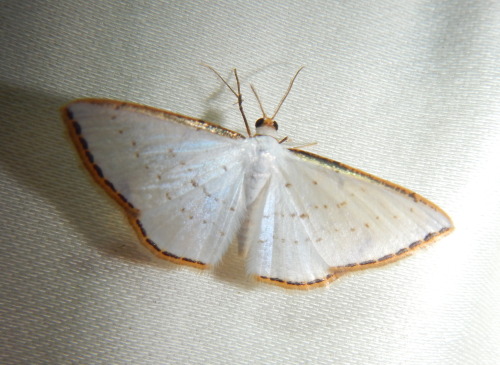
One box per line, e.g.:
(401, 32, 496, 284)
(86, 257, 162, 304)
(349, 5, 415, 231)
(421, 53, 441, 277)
(1, 1, 499, 364)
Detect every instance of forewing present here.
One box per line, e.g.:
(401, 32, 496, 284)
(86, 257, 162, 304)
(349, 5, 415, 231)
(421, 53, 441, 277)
(63, 99, 247, 266)
(249, 148, 453, 289)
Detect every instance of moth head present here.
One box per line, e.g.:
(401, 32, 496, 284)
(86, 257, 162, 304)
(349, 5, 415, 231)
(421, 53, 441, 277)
(250, 67, 304, 139)
(255, 117, 278, 137)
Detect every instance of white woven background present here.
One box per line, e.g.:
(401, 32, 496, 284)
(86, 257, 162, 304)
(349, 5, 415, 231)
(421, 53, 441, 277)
(1, 1, 499, 364)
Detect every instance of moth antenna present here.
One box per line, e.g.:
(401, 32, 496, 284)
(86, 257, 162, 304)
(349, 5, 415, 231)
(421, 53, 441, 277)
(250, 84, 268, 118)
(271, 66, 305, 120)
(202, 64, 252, 137)
(233, 69, 252, 137)
(291, 141, 318, 149)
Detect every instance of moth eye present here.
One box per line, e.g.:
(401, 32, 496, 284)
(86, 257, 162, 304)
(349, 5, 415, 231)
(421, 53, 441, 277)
(255, 118, 264, 128)
(273, 121, 278, 130)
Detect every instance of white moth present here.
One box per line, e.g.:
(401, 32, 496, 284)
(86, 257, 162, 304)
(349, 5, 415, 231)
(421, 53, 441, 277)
(62, 67, 453, 289)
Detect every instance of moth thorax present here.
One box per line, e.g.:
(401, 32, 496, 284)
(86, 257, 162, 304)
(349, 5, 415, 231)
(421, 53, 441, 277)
(255, 117, 278, 138)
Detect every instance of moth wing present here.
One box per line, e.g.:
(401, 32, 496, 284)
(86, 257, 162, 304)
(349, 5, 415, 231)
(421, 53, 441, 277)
(248, 149, 453, 289)
(63, 99, 247, 266)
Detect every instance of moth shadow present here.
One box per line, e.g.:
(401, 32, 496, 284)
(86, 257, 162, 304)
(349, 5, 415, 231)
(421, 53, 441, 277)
(212, 242, 261, 290)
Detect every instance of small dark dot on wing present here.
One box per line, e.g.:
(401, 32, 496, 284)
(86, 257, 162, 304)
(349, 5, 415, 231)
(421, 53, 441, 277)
(70, 119, 79, 133)
(360, 260, 376, 265)
(409, 240, 422, 249)
(79, 137, 88, 150)
(396, 248, 408, 255)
